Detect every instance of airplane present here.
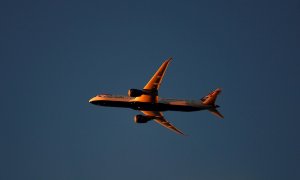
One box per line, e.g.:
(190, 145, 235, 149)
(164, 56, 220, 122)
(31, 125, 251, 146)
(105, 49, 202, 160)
(89, 58, 223, 135)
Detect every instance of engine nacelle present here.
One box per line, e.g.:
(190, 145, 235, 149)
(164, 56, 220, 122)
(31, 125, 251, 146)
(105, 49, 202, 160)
(128, 89, 158, 97)
(134, 115, 152, 123)
(128, 89, 143, 97)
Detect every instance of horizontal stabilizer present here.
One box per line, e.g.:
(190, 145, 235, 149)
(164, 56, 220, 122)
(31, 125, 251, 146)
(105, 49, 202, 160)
(209, 108, 224, 119)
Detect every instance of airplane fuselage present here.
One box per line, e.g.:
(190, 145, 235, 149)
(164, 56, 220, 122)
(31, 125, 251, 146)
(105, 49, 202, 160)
(89, 94, 213, 112)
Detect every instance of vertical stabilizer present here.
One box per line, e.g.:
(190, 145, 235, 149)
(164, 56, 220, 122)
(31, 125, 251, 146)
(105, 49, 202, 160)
(201, 88, 222, 105)
(201, 88, 224, 119)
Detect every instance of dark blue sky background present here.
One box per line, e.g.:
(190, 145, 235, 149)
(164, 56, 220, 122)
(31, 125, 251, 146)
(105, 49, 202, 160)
(1, 0, 299, 179)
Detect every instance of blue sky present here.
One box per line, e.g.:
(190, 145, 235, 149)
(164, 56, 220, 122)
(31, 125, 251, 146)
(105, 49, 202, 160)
(1, 0, 299, 179)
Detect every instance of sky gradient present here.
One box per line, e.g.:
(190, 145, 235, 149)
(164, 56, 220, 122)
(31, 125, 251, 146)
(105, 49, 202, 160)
(1, 0, 300, 179)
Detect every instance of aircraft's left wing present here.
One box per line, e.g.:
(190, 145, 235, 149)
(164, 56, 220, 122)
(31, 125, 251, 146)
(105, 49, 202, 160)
(134, 58, 172, 103)
(143, 57, 172, 90)
(141, 111, 185, 135)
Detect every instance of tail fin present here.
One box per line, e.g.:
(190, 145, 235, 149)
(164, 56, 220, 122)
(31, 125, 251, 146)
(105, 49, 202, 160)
(201, 88, 224, 119)
(201, 88, 222, 105)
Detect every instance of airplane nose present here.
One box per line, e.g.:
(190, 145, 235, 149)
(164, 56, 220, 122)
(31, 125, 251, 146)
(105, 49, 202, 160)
(89, 97, 96, 104)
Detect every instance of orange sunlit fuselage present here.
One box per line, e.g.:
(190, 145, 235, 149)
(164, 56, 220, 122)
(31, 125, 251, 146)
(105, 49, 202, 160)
(89, 94, 214, 112)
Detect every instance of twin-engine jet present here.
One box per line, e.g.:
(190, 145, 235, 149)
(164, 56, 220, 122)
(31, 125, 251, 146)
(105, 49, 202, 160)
(89, 58, 223, 135)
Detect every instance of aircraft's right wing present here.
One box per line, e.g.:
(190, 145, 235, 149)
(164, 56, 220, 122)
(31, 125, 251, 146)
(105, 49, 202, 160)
(141, 111, 185, 135)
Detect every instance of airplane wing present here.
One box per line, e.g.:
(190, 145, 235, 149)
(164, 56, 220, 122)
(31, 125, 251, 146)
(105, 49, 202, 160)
(143, 57, 172, 90)
(141, 111, 185, 135)
(134, 58, 172, 103)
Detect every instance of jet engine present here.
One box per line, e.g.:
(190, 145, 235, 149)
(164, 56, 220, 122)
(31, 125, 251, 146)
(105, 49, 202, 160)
(128, 89, 144, 97)
(134, 115, 153, 123)
(128, 89, 158, 97)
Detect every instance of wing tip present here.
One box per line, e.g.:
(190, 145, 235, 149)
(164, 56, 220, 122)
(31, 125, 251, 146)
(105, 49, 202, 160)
(179, 132, 187, 136)
(174, 129, 186, 136)
(166, 57, 173, 62)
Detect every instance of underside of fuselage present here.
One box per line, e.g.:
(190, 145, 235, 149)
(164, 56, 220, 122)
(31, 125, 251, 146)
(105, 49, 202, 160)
(90, 100, 210, 112)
